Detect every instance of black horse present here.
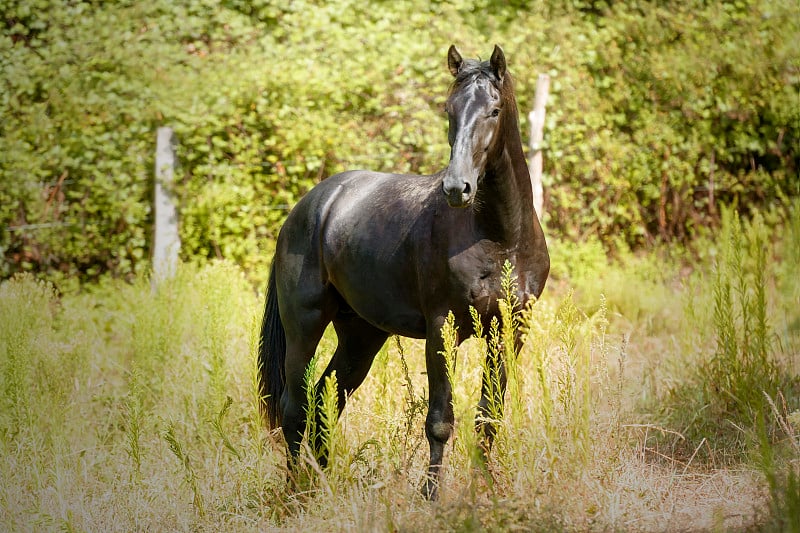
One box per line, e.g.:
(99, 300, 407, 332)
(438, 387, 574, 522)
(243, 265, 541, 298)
(258, 45, 549, 500)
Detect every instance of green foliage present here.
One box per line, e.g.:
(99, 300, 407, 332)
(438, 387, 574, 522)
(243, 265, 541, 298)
(0, 274, 60, 437)
(543, 0, 800, 246)
(759, 393, 800, 532)
(163, 421, 206, 517)
(1, 1, 170, 281)
(655, 207, 799, 460)
(2, 0, 798, 283)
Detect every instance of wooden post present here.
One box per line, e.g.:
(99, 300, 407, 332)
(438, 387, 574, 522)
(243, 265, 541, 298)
(528, 74, 550, 222)
(708, 149, 717, 219)
(153, 127, 180, 285)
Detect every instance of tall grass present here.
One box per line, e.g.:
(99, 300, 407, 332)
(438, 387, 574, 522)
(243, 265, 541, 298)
(653, 207, 798, 462)
(294, 351, 353, 494)
(777, 202, 800, 376)
(706, 209, 775, 431)
(2, 205, 799, 530)
(759, 391, 800, 532)
(0, 275, 57, 439)
(0, 262, 279, 531)
(423, 261, 614, 527)
(756, 202, 800, 531)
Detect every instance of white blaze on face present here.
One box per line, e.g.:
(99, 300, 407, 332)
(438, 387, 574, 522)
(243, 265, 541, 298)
(442, 74, 503, 207)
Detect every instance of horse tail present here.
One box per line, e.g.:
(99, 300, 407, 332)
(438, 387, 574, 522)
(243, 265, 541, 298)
(258, 260, 286, 429)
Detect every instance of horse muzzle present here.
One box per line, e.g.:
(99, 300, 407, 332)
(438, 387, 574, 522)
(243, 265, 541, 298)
(442, 177, 475, 208)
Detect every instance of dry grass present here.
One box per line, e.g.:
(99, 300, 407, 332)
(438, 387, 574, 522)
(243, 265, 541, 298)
(1, 215, 798, 532)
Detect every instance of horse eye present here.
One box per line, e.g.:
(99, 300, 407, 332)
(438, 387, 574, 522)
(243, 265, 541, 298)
(490, 108, 500, 117)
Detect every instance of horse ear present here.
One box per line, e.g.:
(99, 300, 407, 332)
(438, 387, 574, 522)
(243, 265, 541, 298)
(447, 45, 463, 77)
(490, 45, 506, 81)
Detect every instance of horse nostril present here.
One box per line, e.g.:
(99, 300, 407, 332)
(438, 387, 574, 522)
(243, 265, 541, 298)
(442, 178, 474, 207)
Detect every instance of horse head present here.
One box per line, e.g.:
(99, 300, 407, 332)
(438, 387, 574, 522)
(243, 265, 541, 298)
(442, 45, 508, 208)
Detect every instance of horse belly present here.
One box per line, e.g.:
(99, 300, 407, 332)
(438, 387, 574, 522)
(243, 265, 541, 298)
(323, 222, 427, 338)
(333, 276, 427, 338)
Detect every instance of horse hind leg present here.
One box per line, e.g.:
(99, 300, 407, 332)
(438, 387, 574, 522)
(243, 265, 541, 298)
(311, 312, 389, 466)
(280, 307, 333, 469)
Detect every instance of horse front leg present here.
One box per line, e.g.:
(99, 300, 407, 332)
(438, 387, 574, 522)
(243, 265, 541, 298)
(474, 328, 523, 458)
(475, 347, 507, 457)
(421, 325, 455, 501)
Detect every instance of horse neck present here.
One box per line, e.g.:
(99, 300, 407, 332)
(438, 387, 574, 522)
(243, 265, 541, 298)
(474, 108, 535, 246)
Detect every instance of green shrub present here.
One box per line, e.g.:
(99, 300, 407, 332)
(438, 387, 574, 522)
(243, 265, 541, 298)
(2, 0, 797, 283)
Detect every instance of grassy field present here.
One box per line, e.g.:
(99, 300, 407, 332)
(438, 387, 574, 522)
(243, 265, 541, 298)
(1, 207, 799, 532)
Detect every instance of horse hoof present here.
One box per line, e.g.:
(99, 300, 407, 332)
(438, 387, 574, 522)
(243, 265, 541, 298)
(420, 478, 439, 501)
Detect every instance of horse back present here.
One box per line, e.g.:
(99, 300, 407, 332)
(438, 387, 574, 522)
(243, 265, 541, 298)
(275, 170, 441, 337)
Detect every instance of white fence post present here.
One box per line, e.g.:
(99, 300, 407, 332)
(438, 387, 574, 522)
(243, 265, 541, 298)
(153, 127, 180, 286)
(528, 73, 550, 222)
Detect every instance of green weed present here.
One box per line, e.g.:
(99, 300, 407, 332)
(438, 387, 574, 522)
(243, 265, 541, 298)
(124, 368, 146, 479)
(656, 207, 799, 461)
(319, 372, 346, 487)
(164, 421, 205, 517)
(759, 392, 800, 532)
(209, 396, 243, 461)
(390, 335, 428, 474)
(303, 351, 322, 464)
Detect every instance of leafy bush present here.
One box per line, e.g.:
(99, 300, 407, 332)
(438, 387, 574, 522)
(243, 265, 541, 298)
(2, 0, 797, 283)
